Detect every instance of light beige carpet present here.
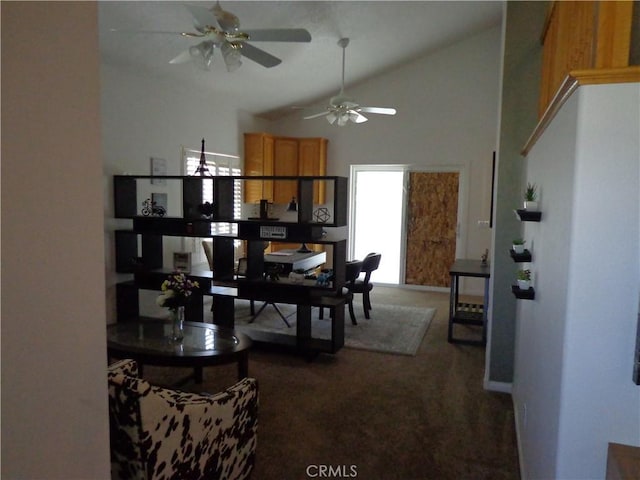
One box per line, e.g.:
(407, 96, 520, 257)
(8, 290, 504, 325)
(232, 299, 435, 356)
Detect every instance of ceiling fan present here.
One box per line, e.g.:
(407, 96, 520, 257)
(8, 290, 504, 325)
(114, 2, 311, 72)
(304, 38, 397, 126)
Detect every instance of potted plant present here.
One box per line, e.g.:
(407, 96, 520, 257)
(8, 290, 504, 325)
(512, 238, 526, 254)
(523, 182, 538, 210)
(516, 269, 531, 290)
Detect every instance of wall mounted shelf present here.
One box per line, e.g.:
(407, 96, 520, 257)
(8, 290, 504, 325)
(512, 285, 535, 300)
(515, 209, 542, 221)
(510, 249, 532, 262)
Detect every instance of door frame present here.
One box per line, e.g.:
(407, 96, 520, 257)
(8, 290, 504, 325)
(349, 164, 467, 289)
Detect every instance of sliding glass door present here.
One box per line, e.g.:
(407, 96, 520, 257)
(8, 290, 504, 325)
(349, 165, 406, 284)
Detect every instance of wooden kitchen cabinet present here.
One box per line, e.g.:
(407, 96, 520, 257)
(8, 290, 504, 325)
(243, 133, 327, 205)
(244, 133, 274, 201)
(273, 137, 299, 204)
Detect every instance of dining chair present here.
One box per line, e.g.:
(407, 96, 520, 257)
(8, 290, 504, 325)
(236, 257, 255, 316)
(350, 252, 382, 319)
(319, 259, 363, 325)
(202, 240, 214, 272)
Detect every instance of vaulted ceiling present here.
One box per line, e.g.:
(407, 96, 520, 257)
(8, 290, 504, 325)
(98, 1, 502, 118)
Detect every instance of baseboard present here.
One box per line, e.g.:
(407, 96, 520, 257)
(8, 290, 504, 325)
(512, 397, 527, 480)
(483, 379, 513, 394)
(394, 283, 450, 293)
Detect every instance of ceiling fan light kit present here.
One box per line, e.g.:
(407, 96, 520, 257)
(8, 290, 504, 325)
(303, 37, 397, 127)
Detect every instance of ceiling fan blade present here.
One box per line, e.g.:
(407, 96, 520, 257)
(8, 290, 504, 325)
(169, 49, 195, 64)
(303, 111, 330, 120)
(109, 28, 202, 37)
(184, 4, 218, 30)
(358, 106, 397, 115)
(243, 29, 311, 43)
(349, 110, 369, 123)
(239, 42, 281, 68)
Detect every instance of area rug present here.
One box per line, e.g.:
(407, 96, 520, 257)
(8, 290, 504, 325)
(232, 300, 435, 356)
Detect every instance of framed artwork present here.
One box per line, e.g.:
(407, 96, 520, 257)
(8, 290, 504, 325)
(150, 157, 167, 185)
(490, 151, 496, 228)
(173, 252, 192, 272)
(151, 193, 168, 211)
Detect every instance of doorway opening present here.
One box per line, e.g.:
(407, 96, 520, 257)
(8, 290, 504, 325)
(349, 165, 464, 288)
(349, 165, 406, 284)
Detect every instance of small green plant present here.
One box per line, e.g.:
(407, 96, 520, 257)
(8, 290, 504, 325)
(517, 269, 531, 281)
(524, 183, 538, 201)
(513, 238, 526, 245)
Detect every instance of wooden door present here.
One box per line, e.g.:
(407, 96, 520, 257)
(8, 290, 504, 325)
(405, 171, 459, 287)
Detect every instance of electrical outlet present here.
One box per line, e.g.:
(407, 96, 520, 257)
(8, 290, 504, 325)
(477, 220, 490, 228)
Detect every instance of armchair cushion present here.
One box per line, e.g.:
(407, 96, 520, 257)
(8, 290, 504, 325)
(108, 359, 258, 480)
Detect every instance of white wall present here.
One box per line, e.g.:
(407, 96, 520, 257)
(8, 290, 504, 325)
(1, 2, 111, 478)
(270, 26, 502, 293)
(101, 65, 268, 320)
(516, 83, 640, 479)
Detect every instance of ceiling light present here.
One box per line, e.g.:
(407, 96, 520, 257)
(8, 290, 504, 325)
(189, 42, 214, 70)
(221, 43, 242, 72)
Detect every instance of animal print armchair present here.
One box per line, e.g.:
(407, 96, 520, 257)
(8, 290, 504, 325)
(108, 359, 258, 480)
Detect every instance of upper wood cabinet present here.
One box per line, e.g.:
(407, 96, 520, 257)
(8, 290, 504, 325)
(243, 133, 328, 204)
(539, 1, 636, 117)
(244, 133, 274, 201)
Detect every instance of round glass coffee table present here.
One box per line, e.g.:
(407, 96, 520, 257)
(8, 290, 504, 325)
(107, 319, 252, 383)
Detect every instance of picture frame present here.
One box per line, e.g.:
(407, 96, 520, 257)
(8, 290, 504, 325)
(151, 192, 168, 211)
(490, 151, 496, 228)
(173, 252, 192, 273)
(150, 157, 167, 185)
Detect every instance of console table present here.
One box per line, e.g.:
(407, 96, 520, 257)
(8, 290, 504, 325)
(448, 259, 490, 345)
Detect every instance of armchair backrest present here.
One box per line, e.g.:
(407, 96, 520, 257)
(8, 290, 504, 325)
(108, 359, 258, 480)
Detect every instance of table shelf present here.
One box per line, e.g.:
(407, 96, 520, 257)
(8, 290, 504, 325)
(452, 303, 484, 325)
(448, 259, 490, 346)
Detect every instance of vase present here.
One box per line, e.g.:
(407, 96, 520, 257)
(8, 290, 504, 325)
(170, 306, 185, 341)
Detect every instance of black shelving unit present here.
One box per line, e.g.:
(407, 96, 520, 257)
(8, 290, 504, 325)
(113, 175, 349, 356)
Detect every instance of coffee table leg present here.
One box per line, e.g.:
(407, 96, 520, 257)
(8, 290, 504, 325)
(238, 352, 249, 379)
(194, 367, 203, 384)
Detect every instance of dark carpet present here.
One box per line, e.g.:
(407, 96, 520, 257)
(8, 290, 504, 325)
(143, 287, 520, 480)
